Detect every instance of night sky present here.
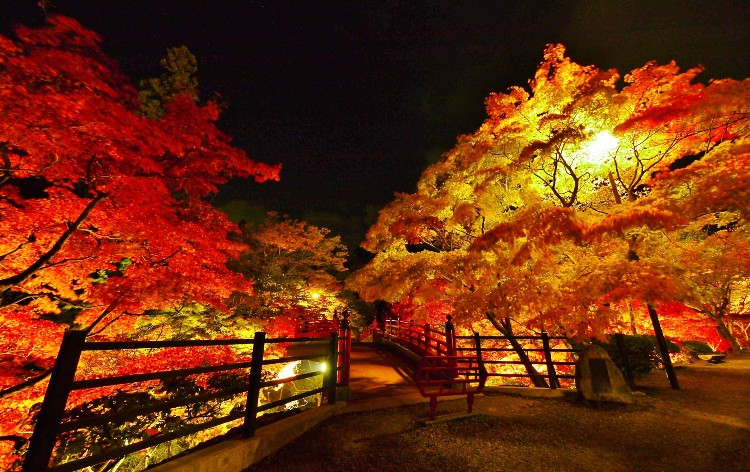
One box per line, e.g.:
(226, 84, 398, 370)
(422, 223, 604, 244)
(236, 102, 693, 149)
(3, 0, 750, 248)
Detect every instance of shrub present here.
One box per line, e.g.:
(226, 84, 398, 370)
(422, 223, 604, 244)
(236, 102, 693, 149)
(681, 340, 715, 354)
(589, 334, 681, 379)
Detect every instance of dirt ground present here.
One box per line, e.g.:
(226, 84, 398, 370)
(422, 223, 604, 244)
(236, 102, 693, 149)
(249, 355, 750, 472)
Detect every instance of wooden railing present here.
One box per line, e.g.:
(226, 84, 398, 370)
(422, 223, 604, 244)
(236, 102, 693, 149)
(456, 333, 578, 389)
(377, 316, 578, 390)
(383, 316, 486, 418)
(23, 326, 351, 472)
(382, 316, 456, 358)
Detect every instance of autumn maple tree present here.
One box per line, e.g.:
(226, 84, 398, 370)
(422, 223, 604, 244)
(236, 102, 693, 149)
(348, 45, 750, 368)
(0, 15, 279, 464)
(227, 213, 352, 335)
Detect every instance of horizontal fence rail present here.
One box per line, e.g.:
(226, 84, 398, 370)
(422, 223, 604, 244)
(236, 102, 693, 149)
(23, 322, 351, 472)
(457, 332, 578, 389)
(382, 317, 455, 358)
(378, 316, 580, 390)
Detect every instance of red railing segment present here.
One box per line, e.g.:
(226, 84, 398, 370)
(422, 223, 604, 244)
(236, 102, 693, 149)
(294, 313, 351, 387)
(384, 316, 485, 418)
(415, 355, 487, 419)
(383, 318, 456, 358)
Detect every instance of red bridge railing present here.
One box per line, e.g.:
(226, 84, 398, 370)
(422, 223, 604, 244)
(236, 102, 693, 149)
(383, 316, 456, 358)
(295, 312, 351, 386)
(383, 316, 486, 418)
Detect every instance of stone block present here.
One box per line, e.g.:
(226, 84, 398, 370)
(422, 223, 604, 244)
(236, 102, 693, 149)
(575, 344, 635, 404)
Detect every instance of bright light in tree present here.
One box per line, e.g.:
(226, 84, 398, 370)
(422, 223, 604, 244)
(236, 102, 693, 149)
(311, 291, 321, 300)
(580, 131, 619, 166)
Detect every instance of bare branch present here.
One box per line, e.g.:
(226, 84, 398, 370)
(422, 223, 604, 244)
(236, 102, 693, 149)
(0, 193, 107, 292)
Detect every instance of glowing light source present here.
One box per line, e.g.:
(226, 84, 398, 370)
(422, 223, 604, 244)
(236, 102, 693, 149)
(579, 130, 619, 166)
(276, 360, 300, 384)
(310, 291, 320, 300)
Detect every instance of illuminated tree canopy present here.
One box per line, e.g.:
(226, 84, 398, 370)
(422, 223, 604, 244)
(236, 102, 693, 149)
(228, 213, 351, 334)
(349, 45, 750, 349)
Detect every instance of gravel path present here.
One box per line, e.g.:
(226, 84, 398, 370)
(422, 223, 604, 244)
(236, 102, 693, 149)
(248, 356, 750, 472)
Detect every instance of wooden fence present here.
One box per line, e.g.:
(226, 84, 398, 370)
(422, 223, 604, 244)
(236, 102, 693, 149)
(380, 317, 578, 389)
(22, 325, 350, 472)
(455, 333, 577, 389)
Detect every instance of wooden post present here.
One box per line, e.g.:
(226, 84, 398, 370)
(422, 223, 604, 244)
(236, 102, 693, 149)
(338, 311, 351, 386)
(445, 315, 456, 357)
(243, 331, 266, 438)
(473, 332, 483, 360)
(647, 304, 680, 389)
(423, 323, 431, 355)
(541, 331, 559, 390)
(446, 315, 457, 378)
(614, 333, 635, 388)
(326, 332, 339, 403)
(23, 330, 87, 472)
(406, 320, 419, 349)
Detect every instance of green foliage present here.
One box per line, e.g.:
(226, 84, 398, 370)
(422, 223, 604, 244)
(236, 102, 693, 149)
(592, 334, 681, 379)
(228, 213, 352, 323)
(681, 340, 715, 354)
(134, 302, 248, 340)
(89, 258, 133, 284)
(138, 46, 199, 118)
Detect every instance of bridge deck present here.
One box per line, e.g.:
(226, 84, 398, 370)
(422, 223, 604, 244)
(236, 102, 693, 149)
(346, 343, 419, 402)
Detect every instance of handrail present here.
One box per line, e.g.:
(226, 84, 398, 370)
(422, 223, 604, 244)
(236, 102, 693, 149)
(22, 326, 350, 472)
(384, 316, 578, 389)
(383, 316, 484, 418)
(383, 317, 456, 359)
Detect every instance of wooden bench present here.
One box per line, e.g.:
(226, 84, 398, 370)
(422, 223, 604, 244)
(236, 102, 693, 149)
(697, 353, 726, 364)
(414, 355, 487, 419)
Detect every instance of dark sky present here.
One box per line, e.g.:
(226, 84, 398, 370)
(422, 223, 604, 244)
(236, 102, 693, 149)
(3, 0, 750, 246)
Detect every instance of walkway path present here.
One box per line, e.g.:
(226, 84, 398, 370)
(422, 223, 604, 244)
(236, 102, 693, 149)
(250, 353, 750, 472)
(340, 343, 428, 413)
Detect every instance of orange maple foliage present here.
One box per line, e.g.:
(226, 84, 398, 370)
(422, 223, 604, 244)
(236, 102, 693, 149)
(348, 45, 750, 352)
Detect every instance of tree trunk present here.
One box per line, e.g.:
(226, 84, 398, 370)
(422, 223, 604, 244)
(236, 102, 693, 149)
(627, 300, 637, 335)
(486, 312, 549, 388)
(647, 304, 679, 389)
(714, 317, 742, 353)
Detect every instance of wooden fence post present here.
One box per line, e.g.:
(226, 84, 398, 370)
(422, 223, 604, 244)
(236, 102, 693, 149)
(23, 330, 87, 472)
(473, 332, 482, 359)
(445, 315, 456, 357)
(338, 312, 351, 386)
(326, 332, 338, 404)
(446, 315, 457, 377)
(541, 331, 559, 390)
(423, 324, 431, 355)
(243, 331, 266, 438)
(407, 320, 419, 347)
